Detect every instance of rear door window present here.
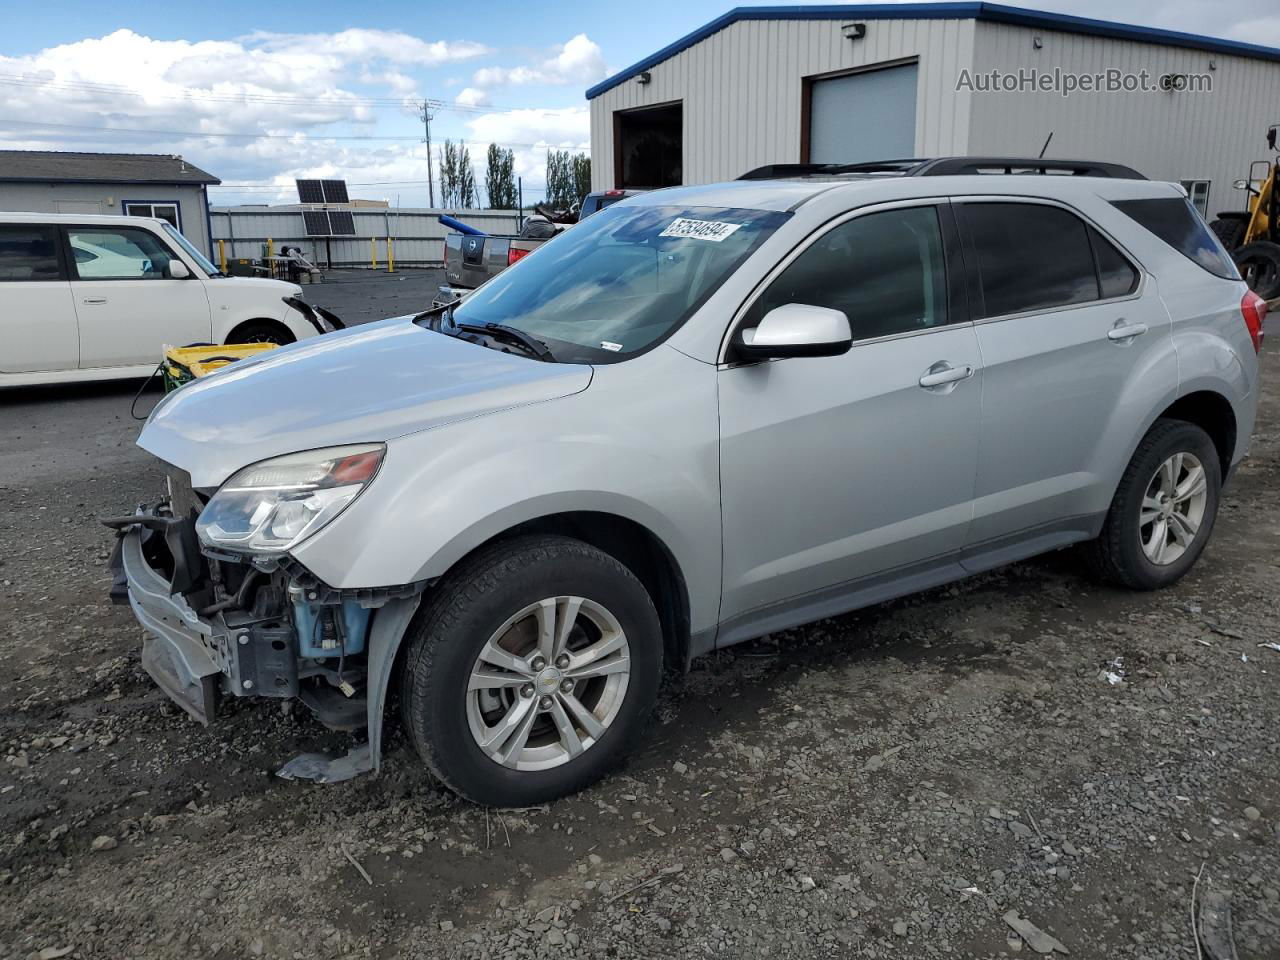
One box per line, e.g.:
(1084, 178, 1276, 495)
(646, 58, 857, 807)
(0, 225, 62, 281)
(1110, 197, 1238, 280)
(959, 202, 1100, 318)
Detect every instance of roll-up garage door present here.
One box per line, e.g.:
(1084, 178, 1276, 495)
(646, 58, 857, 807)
(808, 63, 919, 165)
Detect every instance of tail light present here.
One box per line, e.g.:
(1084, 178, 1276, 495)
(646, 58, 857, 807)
(507, 246, 530, 267)
(1242, 289, 1267, 353)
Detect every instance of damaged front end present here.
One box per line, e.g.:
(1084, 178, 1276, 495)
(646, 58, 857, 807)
(106, 467, 423, 781)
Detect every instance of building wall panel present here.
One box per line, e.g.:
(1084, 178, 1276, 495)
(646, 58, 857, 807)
(589, 17, 977, 190)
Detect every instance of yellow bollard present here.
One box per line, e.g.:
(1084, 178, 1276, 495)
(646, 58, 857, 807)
(218, 239, 227, 274)
(370, 237, 378, 270)
(387, 237, 395, 273)
(266, 236, 273, 259)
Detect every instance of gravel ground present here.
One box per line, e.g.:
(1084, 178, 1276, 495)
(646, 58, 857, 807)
(0, 344, 1277, 960)
(302, 268, 447, 327)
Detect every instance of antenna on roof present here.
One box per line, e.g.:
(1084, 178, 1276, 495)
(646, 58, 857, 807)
(1038, 132, 1054, 159)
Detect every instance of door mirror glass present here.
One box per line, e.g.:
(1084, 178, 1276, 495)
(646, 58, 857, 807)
(168, 259, 191, 279)
(735, 303, 852, 360)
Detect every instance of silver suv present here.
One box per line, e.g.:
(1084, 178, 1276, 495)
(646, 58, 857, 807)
(112, 158, 1265, 806)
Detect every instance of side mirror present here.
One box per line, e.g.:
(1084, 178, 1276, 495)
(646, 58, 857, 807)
(168, 260, 191, 280)
(733, 303, 852, 361)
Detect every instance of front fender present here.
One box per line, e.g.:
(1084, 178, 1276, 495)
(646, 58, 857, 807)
(290, 348, 723, 634)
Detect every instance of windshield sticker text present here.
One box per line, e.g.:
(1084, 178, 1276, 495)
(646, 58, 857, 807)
(659, 218, 743, 242)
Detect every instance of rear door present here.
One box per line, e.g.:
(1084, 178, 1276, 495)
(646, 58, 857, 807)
(955, 199, 1175, 560)
(65, 224, 210, 368)
(0, 223, 78, 373)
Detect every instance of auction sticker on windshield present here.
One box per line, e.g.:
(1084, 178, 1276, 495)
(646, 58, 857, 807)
(659, 218, 743, 242)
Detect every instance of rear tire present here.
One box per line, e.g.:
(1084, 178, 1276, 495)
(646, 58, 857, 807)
(1232, 241, 1280, 300)
(227, 320, 295, 346)
(401, 535, 662, 806)
(1084, 419, 1221, 590)
(1208, 216, 1246, 252)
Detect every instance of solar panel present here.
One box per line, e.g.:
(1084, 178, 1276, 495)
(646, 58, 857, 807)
(296, 179, 325, 204)
(321, 179, 350, 204)
(302, 211, 332, 236)
(327, 211, 356, 235)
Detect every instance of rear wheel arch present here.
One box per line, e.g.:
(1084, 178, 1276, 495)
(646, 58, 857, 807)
(1156, 391, 1237, 480)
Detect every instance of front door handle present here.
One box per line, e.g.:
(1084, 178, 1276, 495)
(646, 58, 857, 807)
(1107, 320, 1148, 342)
(919, 363, 975, 389)
(82, 297, 108, 305)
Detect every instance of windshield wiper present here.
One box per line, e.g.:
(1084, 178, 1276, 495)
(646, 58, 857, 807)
(454, 321, 555, 361)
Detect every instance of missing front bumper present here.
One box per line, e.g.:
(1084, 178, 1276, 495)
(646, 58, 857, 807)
(118, 522, 222, 724)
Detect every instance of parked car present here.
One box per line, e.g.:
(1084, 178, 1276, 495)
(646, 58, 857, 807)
(578, 188, 646, 219)
(111, 158, 1262, 806)
(0, 213, 317, 388)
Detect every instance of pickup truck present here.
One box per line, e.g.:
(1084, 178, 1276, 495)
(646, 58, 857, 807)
(442, 190, 646, 289)
(443, 218, 557, 289)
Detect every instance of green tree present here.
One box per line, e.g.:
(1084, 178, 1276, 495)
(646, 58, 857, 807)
(571, 154, 591, 207)
(458, 144, 478, 209)
(438, 140, 478, 209)
(484, 144, 517, 209)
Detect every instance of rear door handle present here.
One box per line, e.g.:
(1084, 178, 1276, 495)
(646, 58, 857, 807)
(1107, 320, 1148, 341)
(919, 363, 974, 388)
(82, 297, 108, 305)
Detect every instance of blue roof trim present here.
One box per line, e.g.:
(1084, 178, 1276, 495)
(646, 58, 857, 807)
(585, 2, 1280, 99)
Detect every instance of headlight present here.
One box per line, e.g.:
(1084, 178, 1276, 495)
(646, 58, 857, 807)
(196, 444, 384, 554)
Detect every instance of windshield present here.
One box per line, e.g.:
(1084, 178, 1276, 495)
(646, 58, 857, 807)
(451, 203, 790, 362)
(162, 222, 219, 277)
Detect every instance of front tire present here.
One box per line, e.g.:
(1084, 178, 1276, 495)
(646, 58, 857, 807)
(227, 320, 296, 346)
(1084, 419, 1221, 590)
(401, 535, 662, 806)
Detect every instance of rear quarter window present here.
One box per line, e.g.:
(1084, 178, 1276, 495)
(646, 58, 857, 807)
(1110, 197, 1239, 280)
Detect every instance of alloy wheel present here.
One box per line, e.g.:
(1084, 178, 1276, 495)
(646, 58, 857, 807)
(1139, 452, 1208, 565)
(466, 597, 631, 771)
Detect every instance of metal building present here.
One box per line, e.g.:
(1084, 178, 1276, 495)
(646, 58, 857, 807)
(0, 151, 220, 255)
(587, 2, 1280, 219)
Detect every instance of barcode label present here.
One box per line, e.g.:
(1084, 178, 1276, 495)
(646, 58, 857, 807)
(659, 218, 743, 242)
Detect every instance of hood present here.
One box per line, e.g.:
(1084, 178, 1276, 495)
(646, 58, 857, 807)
(139, 316, 593, 487)
(207, 275, 299, 297)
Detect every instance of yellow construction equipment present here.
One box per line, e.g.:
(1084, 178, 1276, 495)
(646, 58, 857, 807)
(1209, 124, 1280, 299)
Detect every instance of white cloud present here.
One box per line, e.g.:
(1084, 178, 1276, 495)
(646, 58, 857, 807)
(465, 106, 590, 190)
(471, 34, 608, 89)
(0, 27, 486, 138)
(455, 87, 490, 108)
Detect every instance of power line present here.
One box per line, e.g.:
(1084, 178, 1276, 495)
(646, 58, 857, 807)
(0, 117, 590, 152)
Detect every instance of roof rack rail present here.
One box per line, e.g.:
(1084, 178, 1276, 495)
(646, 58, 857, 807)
(738, 159, 928, 180)
(910, 157, 1145, 179)
(738, 157, 1145, 181)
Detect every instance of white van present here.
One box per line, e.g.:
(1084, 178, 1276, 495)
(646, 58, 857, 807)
(0, 213, 318, 387)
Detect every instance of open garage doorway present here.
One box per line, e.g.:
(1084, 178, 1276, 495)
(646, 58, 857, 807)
(614, 102, 683, 189)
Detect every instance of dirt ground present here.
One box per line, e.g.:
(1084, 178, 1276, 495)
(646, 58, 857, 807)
(1, 342, 1277, 960)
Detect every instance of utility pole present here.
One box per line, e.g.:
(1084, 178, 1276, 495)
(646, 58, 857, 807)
(420, 101, 436, 208)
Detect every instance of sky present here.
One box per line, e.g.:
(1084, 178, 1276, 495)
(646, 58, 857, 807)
(1, 0, 1278, 206)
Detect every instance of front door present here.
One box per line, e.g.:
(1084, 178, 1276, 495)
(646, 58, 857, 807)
(64, 225, 210, 368)
(953, 200, 1176, 552)
(0, 224, 78, 373)
(717, 203, 982, 633)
